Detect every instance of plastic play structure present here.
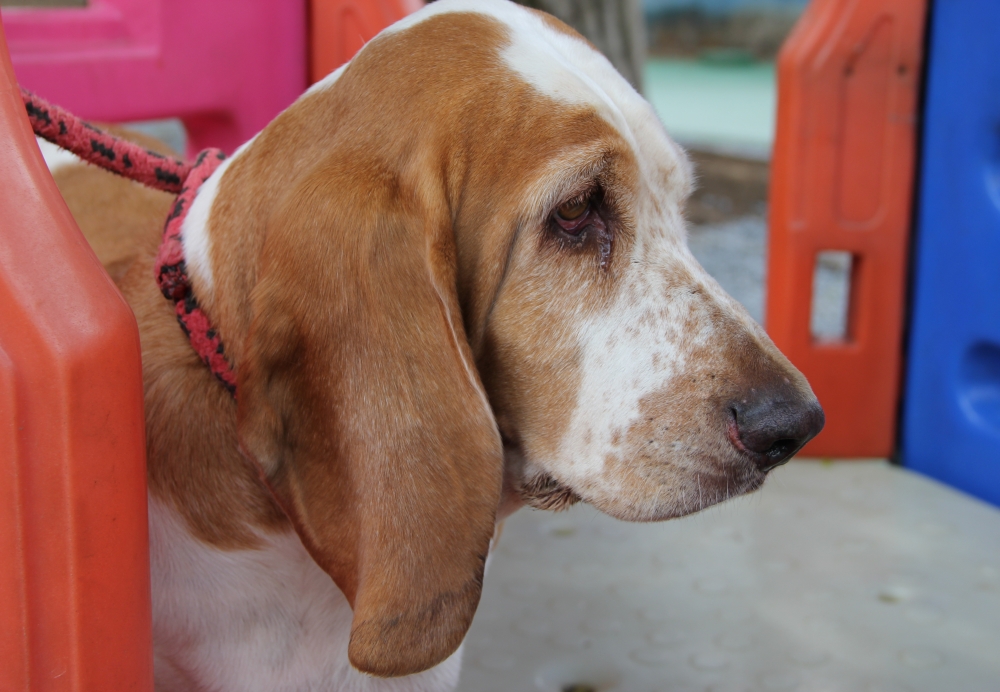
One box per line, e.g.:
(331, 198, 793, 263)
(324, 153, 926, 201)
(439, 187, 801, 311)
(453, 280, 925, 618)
(902, 0, 1000, 507)
(0, 21, 150, 692)
(766, 0, 928, 458)
(769, 0, 1000, 504)
(1, 0, 420, 156)
(0, 2, 419, 690)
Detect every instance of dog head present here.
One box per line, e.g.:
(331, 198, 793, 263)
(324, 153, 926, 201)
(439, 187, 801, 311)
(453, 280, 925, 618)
(187, 0, 822, 678)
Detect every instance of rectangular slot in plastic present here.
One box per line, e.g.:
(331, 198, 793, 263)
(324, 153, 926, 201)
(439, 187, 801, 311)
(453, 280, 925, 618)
(811, 250, 854, 342)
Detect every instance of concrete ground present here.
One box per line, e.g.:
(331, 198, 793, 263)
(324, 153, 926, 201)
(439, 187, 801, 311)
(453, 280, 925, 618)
(457, 461, 1000, 692)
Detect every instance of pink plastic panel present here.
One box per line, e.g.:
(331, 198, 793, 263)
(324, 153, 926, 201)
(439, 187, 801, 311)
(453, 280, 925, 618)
(1, 0, 307, 155)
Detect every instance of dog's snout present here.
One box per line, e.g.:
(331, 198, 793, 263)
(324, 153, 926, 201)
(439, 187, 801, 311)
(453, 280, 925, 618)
(728, 385, 825, 472)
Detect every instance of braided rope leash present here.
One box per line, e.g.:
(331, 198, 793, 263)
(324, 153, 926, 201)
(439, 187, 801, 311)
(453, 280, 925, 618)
(22, 88, 238, 397)
(154, 149, 236, 396)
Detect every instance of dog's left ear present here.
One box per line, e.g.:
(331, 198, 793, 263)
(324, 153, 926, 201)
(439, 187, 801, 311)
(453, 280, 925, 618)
(235, 168, 503, 677)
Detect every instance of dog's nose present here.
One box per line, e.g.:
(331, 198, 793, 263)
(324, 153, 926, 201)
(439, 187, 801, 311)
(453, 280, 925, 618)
(728, 385, 825, 472)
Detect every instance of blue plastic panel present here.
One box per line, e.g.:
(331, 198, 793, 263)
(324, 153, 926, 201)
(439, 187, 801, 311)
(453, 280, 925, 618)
(902, 0, 1000, 505)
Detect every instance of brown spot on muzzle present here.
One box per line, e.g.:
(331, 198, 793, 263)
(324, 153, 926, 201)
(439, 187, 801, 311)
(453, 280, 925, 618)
(594, 307, 821, 520)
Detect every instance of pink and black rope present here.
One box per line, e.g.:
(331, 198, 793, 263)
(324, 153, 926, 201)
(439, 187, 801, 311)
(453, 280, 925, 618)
(154, 149, 237, 396)
(22, 89, 192, 194)
(22, 88, 238, 397)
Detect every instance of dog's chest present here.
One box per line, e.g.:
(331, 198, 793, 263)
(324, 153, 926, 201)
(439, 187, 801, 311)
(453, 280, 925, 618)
(147, 497, 462, 692)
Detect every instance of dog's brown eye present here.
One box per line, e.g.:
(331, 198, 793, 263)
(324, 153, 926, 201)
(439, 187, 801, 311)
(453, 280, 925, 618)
(552, 195, 592, 235)
(556, 197, 588, 221)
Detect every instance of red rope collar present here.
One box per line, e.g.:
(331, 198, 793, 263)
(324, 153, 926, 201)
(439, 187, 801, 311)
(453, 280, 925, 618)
(22, 89, 238, 398)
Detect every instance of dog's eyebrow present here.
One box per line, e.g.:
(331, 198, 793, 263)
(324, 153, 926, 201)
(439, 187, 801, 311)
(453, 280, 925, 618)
(524, 146, 616, 223)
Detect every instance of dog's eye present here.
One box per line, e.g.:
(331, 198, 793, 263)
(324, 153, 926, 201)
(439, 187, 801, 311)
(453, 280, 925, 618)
(557, 197, 588, 221)
(546, 187, 613, 268)
(553, 195, 591, 234)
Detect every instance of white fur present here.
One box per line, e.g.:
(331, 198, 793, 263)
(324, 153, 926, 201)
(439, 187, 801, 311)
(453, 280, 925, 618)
(180, 159, 228, 297)
(558, 242, 748, 483)
(180, 135, 263, 297)
(383, 0, 614, 111)
(149, 497, 462, 692)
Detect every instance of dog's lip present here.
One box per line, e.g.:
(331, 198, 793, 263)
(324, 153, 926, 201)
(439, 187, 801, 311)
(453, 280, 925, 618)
(500, 432, 767, 519)
(500, 438, 583, 510)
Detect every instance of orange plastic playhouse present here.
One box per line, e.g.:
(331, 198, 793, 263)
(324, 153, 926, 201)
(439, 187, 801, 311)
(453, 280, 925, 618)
(767, 0, 929, 457)
(0, 19, 151, 692)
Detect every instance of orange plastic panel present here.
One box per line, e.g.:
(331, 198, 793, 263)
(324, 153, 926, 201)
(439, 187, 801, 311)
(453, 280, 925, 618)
(766, 0, 927, 457)
(0, 17, 152, 692)
(309, 0, 424, 83)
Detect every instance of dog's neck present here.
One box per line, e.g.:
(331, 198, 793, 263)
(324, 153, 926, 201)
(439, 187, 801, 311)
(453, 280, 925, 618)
(120, 164, 287, 549)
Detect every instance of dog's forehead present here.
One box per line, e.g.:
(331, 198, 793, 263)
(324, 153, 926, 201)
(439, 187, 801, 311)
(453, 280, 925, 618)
(383, 0, 689, 193)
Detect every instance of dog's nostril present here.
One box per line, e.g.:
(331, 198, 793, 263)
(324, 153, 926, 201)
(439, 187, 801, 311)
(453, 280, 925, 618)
(729, 391, 825, 472)
(764, 438, 798, 462)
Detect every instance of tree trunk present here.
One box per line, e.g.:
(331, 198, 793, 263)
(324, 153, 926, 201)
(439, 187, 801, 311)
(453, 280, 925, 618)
(512, 0, 646, 93)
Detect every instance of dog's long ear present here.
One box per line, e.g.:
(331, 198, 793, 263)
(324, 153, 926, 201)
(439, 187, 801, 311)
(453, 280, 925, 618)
(236, 167, 503, 677)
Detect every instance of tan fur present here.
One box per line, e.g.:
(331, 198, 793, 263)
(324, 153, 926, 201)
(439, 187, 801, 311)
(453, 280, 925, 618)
(199, 16, 623, 672)
(52, 126, 178, 282)
(54, 5, 819, 684)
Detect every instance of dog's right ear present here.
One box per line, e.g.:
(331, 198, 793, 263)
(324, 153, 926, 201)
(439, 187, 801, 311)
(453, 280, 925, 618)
(235, 165, 504, 677)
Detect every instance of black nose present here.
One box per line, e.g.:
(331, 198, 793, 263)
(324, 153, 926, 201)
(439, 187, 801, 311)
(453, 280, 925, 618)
(729, 386, 825, 472)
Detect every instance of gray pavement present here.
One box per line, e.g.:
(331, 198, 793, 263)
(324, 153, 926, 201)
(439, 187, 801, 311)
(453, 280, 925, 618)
(689, 214, 848, 339)
(687, 215, 767, 325)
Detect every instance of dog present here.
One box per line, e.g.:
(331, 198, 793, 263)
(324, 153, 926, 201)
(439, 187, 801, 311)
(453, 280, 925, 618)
(42, 1, 823, 689)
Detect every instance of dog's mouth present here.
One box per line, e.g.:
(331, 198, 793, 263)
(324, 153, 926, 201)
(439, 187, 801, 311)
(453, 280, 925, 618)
(500, 437, 581, 515)
(516, 472, 581, 512)
(500, 434, 768, 522)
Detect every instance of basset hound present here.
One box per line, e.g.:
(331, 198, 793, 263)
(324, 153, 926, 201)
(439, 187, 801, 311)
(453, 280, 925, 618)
(42, 0, 823, 689)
